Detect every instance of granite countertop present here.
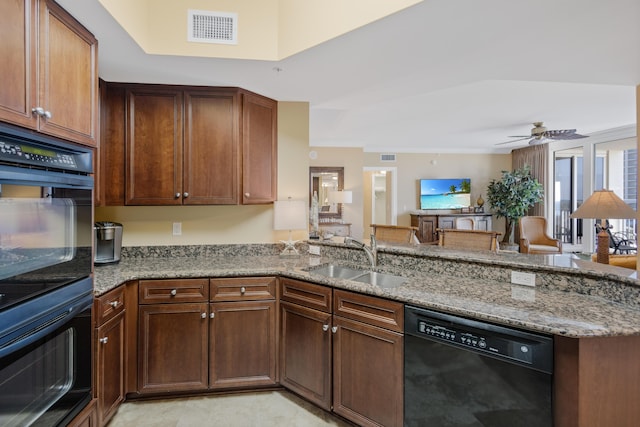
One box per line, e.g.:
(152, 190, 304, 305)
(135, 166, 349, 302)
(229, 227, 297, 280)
(93, 251, 640, 339)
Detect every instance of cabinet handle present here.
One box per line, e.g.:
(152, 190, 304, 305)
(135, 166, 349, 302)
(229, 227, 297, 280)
(201, 312, 207, 319)
(210, 312, 215, 319)
(175, 192, 181, 198)
(109, 301, 118, 308)
(170, 289, 177, 296)
(322, 324, 329, 332)
(183, 192, 189, 198)
(99, 337, 108, 344)
(244, 193, 250, 197)
(240, 286, 246, 294)
(331, 326, 338, 334)
(31, 107, 52, 119)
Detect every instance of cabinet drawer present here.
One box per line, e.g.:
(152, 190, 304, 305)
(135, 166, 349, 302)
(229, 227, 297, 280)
(333, 289, 403, 333)
(95, 286, 125, 326)
(279, 278, 332, 313)
(139, 279, 209, 304)
(210, 277, 276, 301)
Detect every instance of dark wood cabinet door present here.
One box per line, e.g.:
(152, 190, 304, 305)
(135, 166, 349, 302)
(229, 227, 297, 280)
(126, 88, 184, 205)
(184, 89, 240, 205)
(411, 214, 438, 243)
(209, 300, 277, 389)
(332, 315, 403, 427)
(0, 0, 37, 128)
(138, 302, 209, 393)
(96, 310, 124, 426)
(241, 91, 277, 204)
(98, 82, 126, 206)
(39, 0, 97, 146)
(280, 301, 332, 411)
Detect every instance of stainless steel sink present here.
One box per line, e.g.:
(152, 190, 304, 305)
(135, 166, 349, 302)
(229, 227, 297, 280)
(351, 271, 406, 288)
(308, 264, 406, 288)
(307, 264, 365, 279)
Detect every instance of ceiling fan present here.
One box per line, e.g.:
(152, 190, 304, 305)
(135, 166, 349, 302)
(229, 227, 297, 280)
(497, 122, 588, 145)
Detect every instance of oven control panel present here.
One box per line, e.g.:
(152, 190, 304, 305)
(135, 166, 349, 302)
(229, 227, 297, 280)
(0, 140, 79, 170)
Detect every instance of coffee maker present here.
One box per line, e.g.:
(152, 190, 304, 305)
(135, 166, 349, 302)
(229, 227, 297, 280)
(94, 222, 123, 264)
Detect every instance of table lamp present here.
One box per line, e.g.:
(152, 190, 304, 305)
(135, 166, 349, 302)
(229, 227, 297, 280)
(328, 190, 353, 205)
(570, 189, 636, 264)
(273, 197, 307, 256)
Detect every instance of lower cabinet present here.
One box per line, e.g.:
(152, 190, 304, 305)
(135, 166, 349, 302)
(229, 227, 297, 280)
(94, 287, 126, 426)
(137, 277, 277, 395)
(68, 399, 98, 427)
(279, 278, 404, 427)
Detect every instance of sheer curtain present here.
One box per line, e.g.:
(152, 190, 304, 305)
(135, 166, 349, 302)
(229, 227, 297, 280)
(512, 144, 547, 217)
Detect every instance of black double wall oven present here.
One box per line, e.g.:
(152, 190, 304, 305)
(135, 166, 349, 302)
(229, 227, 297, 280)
(0, 124, 94, 427)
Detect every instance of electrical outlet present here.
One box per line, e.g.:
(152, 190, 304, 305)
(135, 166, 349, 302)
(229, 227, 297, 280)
(511, 271, 536, 287)
(172, 222, 182, 236)
(308, 245, 321, 256)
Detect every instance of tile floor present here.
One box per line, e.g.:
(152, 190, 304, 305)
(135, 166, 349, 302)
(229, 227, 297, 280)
(106, 390, 353, 427)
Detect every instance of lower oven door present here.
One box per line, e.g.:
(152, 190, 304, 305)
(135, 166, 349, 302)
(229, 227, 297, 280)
(0, 279, 93, 427)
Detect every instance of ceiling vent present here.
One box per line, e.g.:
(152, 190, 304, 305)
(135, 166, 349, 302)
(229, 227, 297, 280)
(380, 153, 396, 162)
(188, 10, 238, 45)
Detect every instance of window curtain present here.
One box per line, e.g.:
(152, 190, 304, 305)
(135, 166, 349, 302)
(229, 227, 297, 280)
(512, 144, 547, 217)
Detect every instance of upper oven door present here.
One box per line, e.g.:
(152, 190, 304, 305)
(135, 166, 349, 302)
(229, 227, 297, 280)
(0, 128, 93, 311)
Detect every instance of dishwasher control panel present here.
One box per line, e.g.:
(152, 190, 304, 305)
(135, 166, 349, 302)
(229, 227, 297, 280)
(407, 306, 553, 373)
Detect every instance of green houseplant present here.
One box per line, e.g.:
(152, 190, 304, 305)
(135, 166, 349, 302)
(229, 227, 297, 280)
(486, 165, 543, 246)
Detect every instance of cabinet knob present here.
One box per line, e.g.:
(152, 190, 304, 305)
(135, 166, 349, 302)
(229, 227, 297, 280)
(201, 312, 207, 319)
(240, 286, 246, 294)
(175, 192, 181, 198)
(210, 312, 215, 319)
(322, 324, 329, 332)
(110, 301, 118, 308)
(170, 289, 177, 296)
(183, 192, 189, 198)
(331, 326, 338, 334)
(244, 193, 250, 197)
(99, 337, 108, 344)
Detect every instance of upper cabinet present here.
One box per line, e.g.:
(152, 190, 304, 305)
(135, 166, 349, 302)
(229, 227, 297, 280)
(98, 83, 276, 206)
(240, 91, 277, 204)
(0, 0, 98, 147)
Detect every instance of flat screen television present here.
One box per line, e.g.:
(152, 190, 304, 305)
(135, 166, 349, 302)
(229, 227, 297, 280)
(420, 178, 471, 209)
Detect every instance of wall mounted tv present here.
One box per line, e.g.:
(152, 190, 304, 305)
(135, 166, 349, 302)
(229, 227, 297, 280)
(419, 178, 471, 209)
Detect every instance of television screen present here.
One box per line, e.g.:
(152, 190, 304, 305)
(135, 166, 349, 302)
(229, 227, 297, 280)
(420, 178, 471, 209)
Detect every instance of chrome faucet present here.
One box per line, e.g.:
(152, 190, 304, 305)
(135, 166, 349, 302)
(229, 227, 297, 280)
(345, 235, 377, 269)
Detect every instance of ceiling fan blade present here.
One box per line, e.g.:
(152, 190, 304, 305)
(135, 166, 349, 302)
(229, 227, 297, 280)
(495, 136, 531, 145)
(546, 130, 588, 140)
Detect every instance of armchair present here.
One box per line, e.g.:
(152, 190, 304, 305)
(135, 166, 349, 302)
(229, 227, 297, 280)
(519, 216, 562, 254)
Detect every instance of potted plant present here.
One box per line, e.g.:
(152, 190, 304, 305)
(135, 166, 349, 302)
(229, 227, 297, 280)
(486, 165, 543, 248)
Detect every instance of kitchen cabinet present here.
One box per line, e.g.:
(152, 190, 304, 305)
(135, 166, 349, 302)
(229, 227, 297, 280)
(411, 213, 493, 243)
(332, 289, 404, 427)
(240, 90, 278, 204)
(94, 286, 125, 426)
(98, 83, 276, 206)
(280, 278, 333, 410)
(279, 278, 404, 427)
(137, 277, 277, 395)
(0, 0, 98, 147)
(67, 399, 98, 427)
(137, 279, 210, 394)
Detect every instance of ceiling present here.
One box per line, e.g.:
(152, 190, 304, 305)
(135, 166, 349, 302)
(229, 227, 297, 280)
(59, 0, 640, 154)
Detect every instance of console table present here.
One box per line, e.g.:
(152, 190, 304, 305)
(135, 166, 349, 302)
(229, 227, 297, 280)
(410, 213, 493, 243)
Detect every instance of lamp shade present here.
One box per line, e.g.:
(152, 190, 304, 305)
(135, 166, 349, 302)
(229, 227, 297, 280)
(328, 190, 352, 204)
(273, 198, 307, 231)
(570, 189, 636, 220)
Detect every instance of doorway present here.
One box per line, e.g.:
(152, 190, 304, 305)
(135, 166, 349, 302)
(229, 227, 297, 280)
(363, 167, 397, 236)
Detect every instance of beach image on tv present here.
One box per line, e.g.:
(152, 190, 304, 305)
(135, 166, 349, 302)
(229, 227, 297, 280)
(420, 178, 471, 209)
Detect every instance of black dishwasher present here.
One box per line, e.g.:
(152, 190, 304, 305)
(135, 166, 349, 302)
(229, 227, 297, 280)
(404, 306, 553, 427)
